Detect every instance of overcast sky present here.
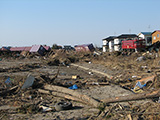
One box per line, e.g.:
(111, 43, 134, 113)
(0, 0, 160, 47)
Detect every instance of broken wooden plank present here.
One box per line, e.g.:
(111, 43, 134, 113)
(101, 89, 160, 104)
(43, 84, 100, 107)
(38, 89, 87, 105)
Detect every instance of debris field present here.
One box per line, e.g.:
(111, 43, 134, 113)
(0, 50, 160, 120)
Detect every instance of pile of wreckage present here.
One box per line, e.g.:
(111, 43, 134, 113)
(0, 62, 160, 119)
(0, 43, 96, 57)
(0, 46, 160, 119)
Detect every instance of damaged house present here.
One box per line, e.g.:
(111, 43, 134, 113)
(74, 44, 95, 52)
(138, 32, 152, 46)
(29, 45, 46, 56)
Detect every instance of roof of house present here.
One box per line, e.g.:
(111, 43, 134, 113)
(117, 34, 138, 39)
(139, 32, 152, 35)
(152, 30, 160, 34)
(74, 43, 94, 47)
(43, 46, 50, 51)
(102, 36, 117, 41)
(0, 47, 10, 51)
(24, 47, 32, 51)
(30, 45, 42, 52)
(10, 47, 31, 51)
(10, 47, 25, 51)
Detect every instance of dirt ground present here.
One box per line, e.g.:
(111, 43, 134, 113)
(0, 51, 160, 120)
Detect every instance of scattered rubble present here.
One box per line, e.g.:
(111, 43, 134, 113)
(0, 50, 160, 119)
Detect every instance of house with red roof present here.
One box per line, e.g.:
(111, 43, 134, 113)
(43, 45, 51, 51)
(10, 47, 31, 52)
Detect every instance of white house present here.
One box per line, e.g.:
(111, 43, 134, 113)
(138, 32, 152, 46)
(102, 36, 116, 52)
(102, 39, 108, 52)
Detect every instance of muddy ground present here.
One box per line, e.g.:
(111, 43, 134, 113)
(0, 51, 160, 120)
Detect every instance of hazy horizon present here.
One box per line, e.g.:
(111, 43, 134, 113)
(0, 0, 159, 47)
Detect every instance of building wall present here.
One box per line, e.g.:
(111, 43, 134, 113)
(114, 38, 121, 45)
(114, 45, 121, 51)
(109, 41, 114, 52)
(152, 31, 160, 44)
(114, 38, 123, 51)
(103, 40, 108, 46)
(139, 34, 145, 39)
(102, 46, 107, 52)
(102, 40, 108, 52)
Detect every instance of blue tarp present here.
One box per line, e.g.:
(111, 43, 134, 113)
(133, 81, 146, 89)
(68, 84, 78, 90)
(5, 77, 13, 87)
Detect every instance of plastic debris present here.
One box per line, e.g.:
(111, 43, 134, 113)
(131, 81, 146, 93)
(5, 77, 12, 87)
(132, 76, 137, 78)
(21, 75, 35, 89)
(132, 86, 144, 93)
(134, 81, 146, 89)
(68, 84, 78, 89)
(136, 56, 145, 61)
(89, 72, 93, 75)
(72, 75, 80, 80)
(55, 101, 72, 111)
(39, 105, 53, 112)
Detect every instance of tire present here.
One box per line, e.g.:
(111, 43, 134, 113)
(55, 101, 72, 111)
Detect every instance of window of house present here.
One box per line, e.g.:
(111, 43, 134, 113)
(154, 36, 156, 40)
(157, 34, 159, 38)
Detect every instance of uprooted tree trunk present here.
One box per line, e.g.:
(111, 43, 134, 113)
(101, 89, 160, 104)
(43, 84, 101, 108)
